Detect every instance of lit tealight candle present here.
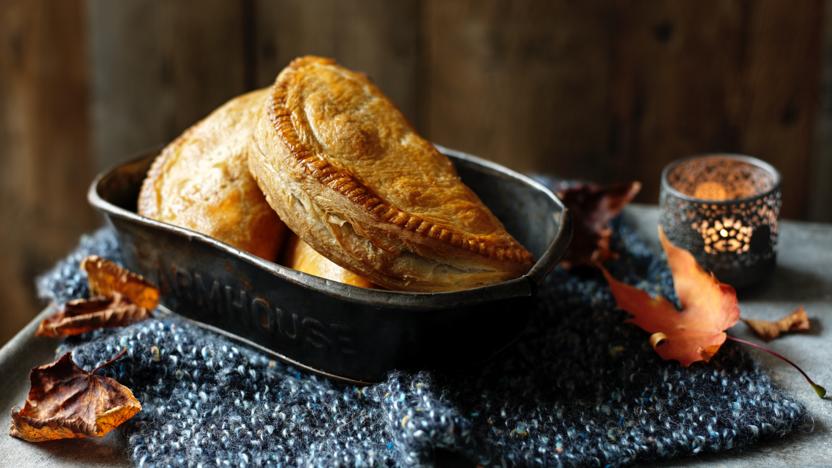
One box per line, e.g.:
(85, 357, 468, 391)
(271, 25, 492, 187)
(693, 182, 728, 201)
(660, 154, 781, 288)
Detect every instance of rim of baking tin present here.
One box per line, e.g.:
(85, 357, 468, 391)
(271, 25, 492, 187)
(660, 153, 782, 205)
(89, 145, 572, 310)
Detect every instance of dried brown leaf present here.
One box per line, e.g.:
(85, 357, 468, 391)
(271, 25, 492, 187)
(36, 295, 152, 338)
(10, 351, 141, 442)
(743, 306, 811, 342)
(81, 256, 159, 309)
(558, 181, 641, 268)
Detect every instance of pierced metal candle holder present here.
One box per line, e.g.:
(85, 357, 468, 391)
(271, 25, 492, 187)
(659, 154, 782, 288)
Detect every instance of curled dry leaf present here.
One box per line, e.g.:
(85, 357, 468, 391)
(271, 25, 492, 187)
(601, 227, 740, 366)
(36, 257, 158, 338)
(743, 306, 811, 342)
(558, 181, 641, 268)
(82, 256, 159, 309)
(36, 295, 152, 338)
(10, 350, 141, 442)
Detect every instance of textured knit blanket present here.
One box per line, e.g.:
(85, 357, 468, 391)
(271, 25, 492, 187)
(37, 219, 805, 466)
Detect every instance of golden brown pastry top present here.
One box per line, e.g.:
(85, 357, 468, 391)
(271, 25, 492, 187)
(138, 89, 286, 259)
(282, 234, 374, 288)
(250, 56, 533, 291)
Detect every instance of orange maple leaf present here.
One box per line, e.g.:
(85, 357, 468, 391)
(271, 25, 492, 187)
(601, 227, 740, 366)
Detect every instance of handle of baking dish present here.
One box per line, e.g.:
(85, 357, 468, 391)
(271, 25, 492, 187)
(527, 206, 572, 287)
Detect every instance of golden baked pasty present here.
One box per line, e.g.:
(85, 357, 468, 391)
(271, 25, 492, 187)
(282, 234, 374, 288)
(250, 56, 533, 291)
(138, 89, 287, 259)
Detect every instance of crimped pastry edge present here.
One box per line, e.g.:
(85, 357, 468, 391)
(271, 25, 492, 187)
(249, 125, 522, 291)
(267, 56, 533, 267)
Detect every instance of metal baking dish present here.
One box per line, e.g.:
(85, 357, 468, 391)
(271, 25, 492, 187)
(88, 146, 571, 384)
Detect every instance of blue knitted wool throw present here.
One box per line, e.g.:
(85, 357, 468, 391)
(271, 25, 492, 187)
(37, 220, 805, 466)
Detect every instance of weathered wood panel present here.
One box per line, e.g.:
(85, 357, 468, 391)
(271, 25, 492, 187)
(421, 1, 614, 181)
(608, 1, 752, 207)
(252, 0, 422, 124)
(0, 0, 95, 344)
(737, 0, 824, 219)
(811, 1, 832, 223)
(87, 0, 249, 170)
(424, 0, 824, 219)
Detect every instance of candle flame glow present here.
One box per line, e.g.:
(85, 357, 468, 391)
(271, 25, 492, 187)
(693, 217, 752, 254)
(693, 181, 729, 201)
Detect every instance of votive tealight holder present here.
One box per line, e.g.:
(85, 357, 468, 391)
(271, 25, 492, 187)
(659, 154, 782, 288)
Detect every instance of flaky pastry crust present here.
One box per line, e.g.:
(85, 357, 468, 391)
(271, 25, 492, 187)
(250, 56, 533, 291)
(138, 89, 286, 259)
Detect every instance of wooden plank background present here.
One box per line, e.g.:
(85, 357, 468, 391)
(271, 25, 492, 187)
(0, 0, 828, 344)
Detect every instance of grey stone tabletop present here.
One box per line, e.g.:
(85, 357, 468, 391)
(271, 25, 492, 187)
(0, 204, 829, 467)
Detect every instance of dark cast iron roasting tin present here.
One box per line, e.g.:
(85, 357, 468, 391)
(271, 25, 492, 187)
(88, 146, 572, 384)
